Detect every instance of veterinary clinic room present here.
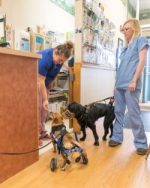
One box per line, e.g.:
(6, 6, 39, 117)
(1, 0, 150, 187)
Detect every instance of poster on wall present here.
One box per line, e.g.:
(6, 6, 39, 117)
(49, 0, 75, 16)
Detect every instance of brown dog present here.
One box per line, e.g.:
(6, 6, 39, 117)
(49, 112, 88, 170)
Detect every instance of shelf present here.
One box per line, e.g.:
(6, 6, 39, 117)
(49, 90, 69, 99)
(48, 69, 71, 113)
(58, 72, 69, 77)
(50, 88, 69, 93)
(48, 93, 66, 99)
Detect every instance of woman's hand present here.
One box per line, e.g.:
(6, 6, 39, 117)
(128, 81, 136, 92)
(128, 48, 147, 92)
(43, 99, 49, 111)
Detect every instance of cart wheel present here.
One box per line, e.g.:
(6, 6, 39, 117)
(81, 154, 88, 165)
(75, 156, 81, 163)
(50, 157, 57, 172)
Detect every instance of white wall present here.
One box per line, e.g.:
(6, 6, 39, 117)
(100, 0, 127, 46)
(0, 0, 127, 105)
(81, 67, 115, 105)
(80, 0, 127, 105)
(140, 19, 150, 37)
(0, 0, 74, 32)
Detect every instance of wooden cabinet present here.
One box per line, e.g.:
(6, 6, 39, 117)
(0, 48, 41, 183)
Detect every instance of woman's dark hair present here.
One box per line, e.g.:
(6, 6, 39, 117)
(55, 41, 74, 58)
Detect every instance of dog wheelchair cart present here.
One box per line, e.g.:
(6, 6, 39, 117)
(50, 127, 88, 172)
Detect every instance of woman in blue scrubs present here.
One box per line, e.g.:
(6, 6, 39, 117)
(38, 42, 74, 145)
(109, 19, 149, 155)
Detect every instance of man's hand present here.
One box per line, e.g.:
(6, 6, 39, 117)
(43, 99, 49, 111)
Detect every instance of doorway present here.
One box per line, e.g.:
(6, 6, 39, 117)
(142, 38, 150, 103)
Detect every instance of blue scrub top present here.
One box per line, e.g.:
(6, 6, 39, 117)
(116, 36, 149, 90)
(38, 48, 62, 87)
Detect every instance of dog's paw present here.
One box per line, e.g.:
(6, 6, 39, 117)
(94, 142, 99, 146)
(102, 136, 107, 141)
(61, 167, 66, 171)
(60, 163, 67, 171)
(80, 137, 86, 141)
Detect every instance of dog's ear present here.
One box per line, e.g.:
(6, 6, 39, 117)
(47, 111, 54, 120)
(68, 102, 81, 112)
(53, 112, 58, 119)
(52, 118, 59, 124)
(70, 101, 77, 105)
(68, 102, 77, 109)
(50, 112, 59, 121)
(56, 113, 63, 120)
(51, 112, 64, 125)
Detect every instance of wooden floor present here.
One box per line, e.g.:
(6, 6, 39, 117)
(1, 124, 150, 188)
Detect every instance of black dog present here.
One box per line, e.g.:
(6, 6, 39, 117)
(64, 100, 115, 146)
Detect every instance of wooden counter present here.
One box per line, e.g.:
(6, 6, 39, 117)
(0, 48, 41, 183)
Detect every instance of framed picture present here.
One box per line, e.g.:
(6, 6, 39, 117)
(116, 38, 123, 70)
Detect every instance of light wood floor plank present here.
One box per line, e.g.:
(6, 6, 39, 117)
(1, 125, 150, 188)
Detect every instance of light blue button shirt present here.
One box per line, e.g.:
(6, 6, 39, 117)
(115, 36, 149, 90)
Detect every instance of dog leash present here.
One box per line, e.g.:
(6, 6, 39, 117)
(0, 128, 79, 156)
(85, 96, 114, 107)
(0, 132, 64, 155)
(0, 141, 52, 155)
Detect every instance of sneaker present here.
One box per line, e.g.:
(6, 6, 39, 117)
(109, 140, 121, 147)
(136, 148, 147, 155)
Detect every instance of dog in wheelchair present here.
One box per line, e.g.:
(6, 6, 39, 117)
(62, 97, 115, 146)
(49, 112, 88, 171)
